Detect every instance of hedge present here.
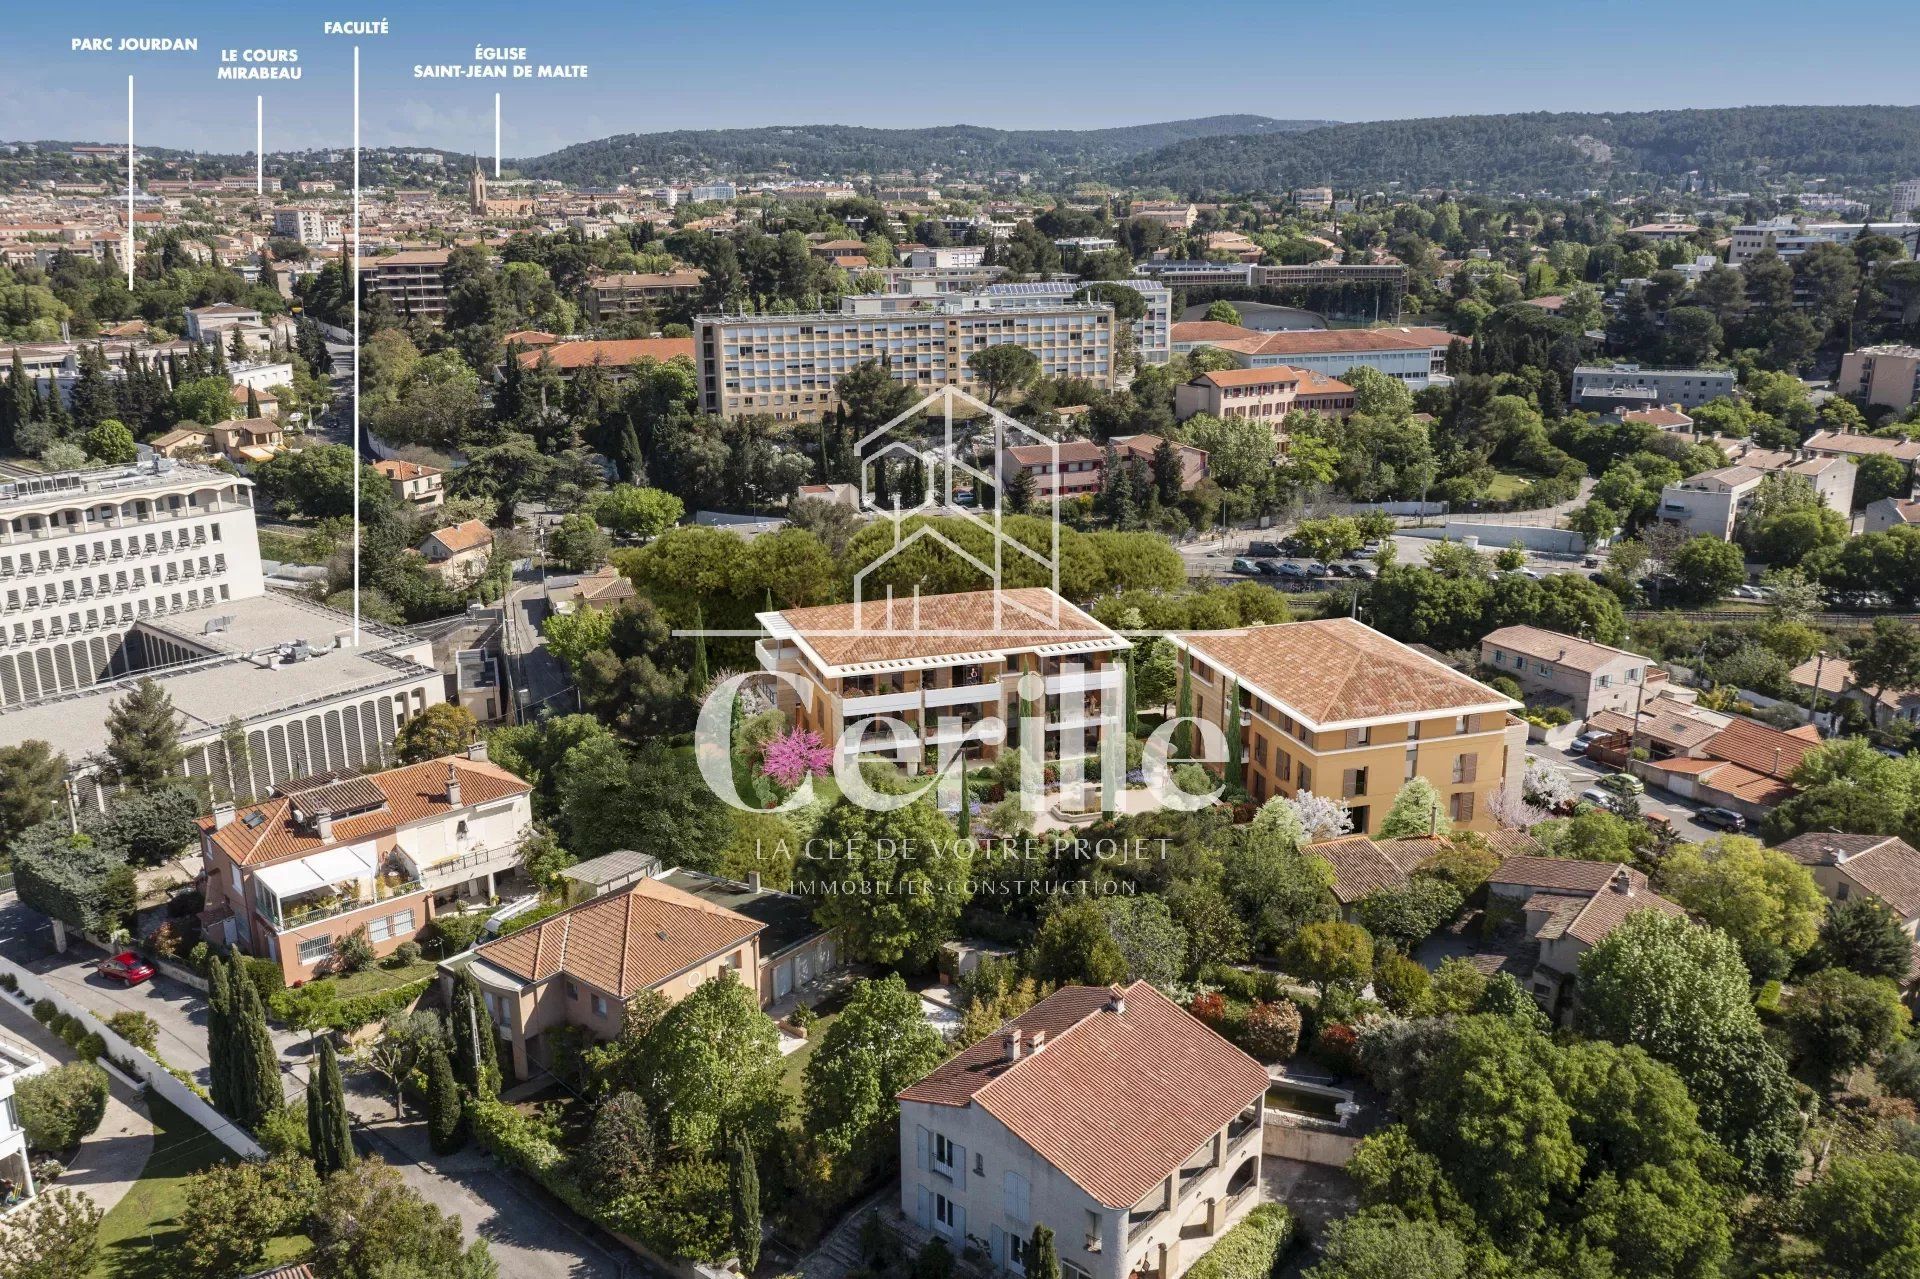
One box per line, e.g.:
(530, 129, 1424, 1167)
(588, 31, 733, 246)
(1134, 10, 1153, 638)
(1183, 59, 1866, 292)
(1183, 1204, 1294, 1279)
(271, 976, 432, 1032)
(467, 1096, 596, 1218)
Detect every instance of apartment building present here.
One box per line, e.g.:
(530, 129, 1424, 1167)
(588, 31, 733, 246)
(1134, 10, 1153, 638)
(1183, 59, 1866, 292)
(982, 279, 1171, 366)
(898, 982, 1267, 1279)
(1838, 344, 1920, 412)
(697, 302, 1116, 422)
(756, 588, 1128, 767)
(1656, 450, 1853, 541)
(1625, 221, 1700, 242)
(1803, 428, 1920, 467)
(1571, 364, 1737, 411)
(198, 748, 533, 985)
(904, 246, 990, 270)
(271, 209, 343, 242)
(0, 1029, 49, 1210)
(372, 459, 445, 509)
(355, 249, 454, 321)
(1294, 186, 1334, 211)
(1168, 617, 1526, 834)
(1136, 262, 1410, 314)
(1728, 219, 1920, 265)
(1130, 201, 1199, 230)
(1894, 180, 1920, 220)
(1479, 626, 1657, 720)
(460, 865, 839, 1079)
(583, 269, 707, 319)
(1177, 325, 1452, 388)
(1172, 366, 1355, 428)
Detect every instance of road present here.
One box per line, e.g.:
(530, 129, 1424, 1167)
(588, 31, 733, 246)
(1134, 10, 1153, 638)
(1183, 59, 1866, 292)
(0, 896, 626, 1279)
(503, 570, 578, 720)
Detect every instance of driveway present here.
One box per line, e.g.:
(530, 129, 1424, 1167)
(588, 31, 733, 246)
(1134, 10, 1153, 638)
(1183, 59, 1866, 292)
(1538, 743, 1732, 843)
(503, 575, 577, 719)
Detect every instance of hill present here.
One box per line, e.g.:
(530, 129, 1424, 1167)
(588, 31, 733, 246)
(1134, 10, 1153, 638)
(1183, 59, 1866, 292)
(1113, 106, 1920, 196)
(511, 116, 1332, 185)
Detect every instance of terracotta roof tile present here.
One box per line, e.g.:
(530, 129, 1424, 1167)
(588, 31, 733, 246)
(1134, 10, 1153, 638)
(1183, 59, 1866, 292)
(424, 520, 493, 556)
(1481, 626, 1644, 675)
(900, 982, 1268, 1208)
(517, 337, 695, 371)
(474, 877, 764, 997)
(1702, 717, 1818, 779)
(764, 588, 1123, 671)
(1308, 835, 1411, 903)
(1492, 855, 1637, 894)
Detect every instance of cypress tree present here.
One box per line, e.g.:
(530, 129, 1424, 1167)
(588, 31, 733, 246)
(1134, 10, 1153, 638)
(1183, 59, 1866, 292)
(308, 1036, 354, 1176)
(233, 970, 282, 1129)
(728, 1136, 761, 1271)
(1224, 680, 1243, 792)
(1025, 1225, 1059, 1279)
(426, 1043, 463, 1154)
(245, 385, 261, 419)
(1173, 665, 1193, 759)
(690, 607, 710, 693)
(450, 969, 501, 1095)
(1123, 651, 1141, 739)
(205, 956, 235, 1117)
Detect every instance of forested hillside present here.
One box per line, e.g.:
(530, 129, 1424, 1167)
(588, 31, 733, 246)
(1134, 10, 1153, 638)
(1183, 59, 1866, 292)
(512, 116, 1331, 184)
(1116, 105, 1920, 195)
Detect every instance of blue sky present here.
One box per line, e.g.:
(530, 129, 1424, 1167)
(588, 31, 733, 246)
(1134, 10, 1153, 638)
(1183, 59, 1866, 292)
(4, 0, 1916, 157)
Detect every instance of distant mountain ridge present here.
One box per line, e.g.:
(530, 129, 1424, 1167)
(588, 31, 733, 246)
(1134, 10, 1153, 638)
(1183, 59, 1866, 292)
(1113, 105, 1920, 195)
(509, 116, 1332, 185)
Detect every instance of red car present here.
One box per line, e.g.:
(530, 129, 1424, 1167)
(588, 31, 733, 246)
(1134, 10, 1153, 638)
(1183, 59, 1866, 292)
(96, 952, 154, 985)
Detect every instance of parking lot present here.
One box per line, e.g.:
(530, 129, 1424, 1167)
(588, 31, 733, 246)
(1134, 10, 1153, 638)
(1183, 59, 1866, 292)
(1535, 741, 1738, 845)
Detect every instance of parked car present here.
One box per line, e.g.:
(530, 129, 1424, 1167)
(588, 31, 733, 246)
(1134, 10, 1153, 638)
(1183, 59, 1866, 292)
(1582, 555, 1601, 568)
(1232, 557, 1264, 575)
(1327, 563, 1357, 578)
(1697, 807, 1748, 832)
(1305, 562, 1336, 579)
(1274, 561, 1309, 578)
(96, 952, 155, 985)
(1247, 540, 1281, 558)
(1570, 732, 1601, 755)
(1729, 584, 1766, 602)
(1359, 541, 1383, 557)
(1579, 787, 1615, 807)
(1349, 562, 1378, 580)
(1597, 772, 1645, 797)
(1643, 812, 1675, 836)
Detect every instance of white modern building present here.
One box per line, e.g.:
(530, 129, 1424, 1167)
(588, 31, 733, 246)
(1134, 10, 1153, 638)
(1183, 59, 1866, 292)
(0, 1029, 50, 1212)
(1728, 219, 1920, 265)
(1894, 180, 1920, 220)
(982, 279, 1172, 366)
(1572, 364, 1737, 411)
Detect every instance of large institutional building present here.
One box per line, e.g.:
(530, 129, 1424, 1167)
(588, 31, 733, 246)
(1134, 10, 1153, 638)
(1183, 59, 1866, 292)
(0, 455, 446, 805)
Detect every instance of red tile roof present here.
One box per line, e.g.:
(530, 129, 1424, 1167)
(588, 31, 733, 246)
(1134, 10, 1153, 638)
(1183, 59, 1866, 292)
(517, 337, 694, 371)
(474, 877, 764, 998)
(1702, 717, 1819, 779)
(424, 519, 493, 556)
(899, 982, 1268, 1208)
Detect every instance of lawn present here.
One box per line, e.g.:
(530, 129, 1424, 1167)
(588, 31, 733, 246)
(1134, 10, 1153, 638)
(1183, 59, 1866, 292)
(91, 1093, 311, 1279)
(256, 526, 327, 566)
(325, 956, 439, 998)
(777, 1006, 843, 1100)
(1483, 472, 1533, 501)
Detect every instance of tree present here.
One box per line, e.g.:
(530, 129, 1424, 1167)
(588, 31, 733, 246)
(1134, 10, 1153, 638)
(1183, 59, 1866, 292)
(1029, 899, 1128, 986)
(307, 1036, 355, 1177)
(0, 740, 66, 850)
(1855, 454, 1909, 510)
(15, 1062, 108, 1151)
(1782, 967, 1911, 1089)
(1799, 1153, 1920, 1276)
(419, 1042, 462, 1154)
(1852, 617, 1920, 727)
(728, 1136, 761, 1271)
(1817, 897, 1914, 982)
(206, 955, 237, 1119)
(1666, 536, 1746, 605)
(1378, 777, 1449, 840)
(805, 795, 969, 968)
(233, 972, 283, 1131)
(12, 824, 134, 943)
(802, 975, 947, 1174)
(1025, 1224, 1060, 1279)
(171, 375, 238, 425)
(367, 1010, 447, 1121)
(450, 969, 502, 1096)
(581, 1091, 655, 1204)
(100, 678, 182, 790)
(313, 1157, 497, 1279)
(81, 418, 135, 464)
(0, 1188, 102, 1279)
(591, 485, 684, 540)
(1305, 1208, 1468, 1279)
(549, 511, 612, 573)
(393, 704, 480, 764)
(1098, 895, 1189, 985)
(1356, 878, 1463, 951)
(648, 970, 785, 1152)
(1224, 806, 1337, 953)
(1657, 836, 1825, 978)
(174, 1156, 318, 1279)
(1286, 921, 1374, 994)
(968, 344, 1040, 406)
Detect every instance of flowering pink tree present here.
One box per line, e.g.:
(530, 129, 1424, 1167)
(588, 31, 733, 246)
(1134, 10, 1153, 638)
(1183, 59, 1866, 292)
(760, 726, 833, 789)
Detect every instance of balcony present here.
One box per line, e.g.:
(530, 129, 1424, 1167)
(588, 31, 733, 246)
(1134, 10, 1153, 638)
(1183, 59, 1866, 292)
(254, 844, 424, 932)
(404, 842, 519, 892)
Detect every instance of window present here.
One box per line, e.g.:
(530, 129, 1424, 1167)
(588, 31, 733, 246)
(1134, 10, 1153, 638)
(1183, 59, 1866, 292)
(936, 1193, 958, 1229)
(1084, 1213, 1103, 1254)
(593, 994, 609, 1017)
(1449, 791, 1475, 823)
(1344, 727, 1370, 748)
(1455, 715, 1471, 735)
(1598, 675, 1612, 689)
(566, 981, 579, 1001)
(1342, 767, 1367, 798)
(1297, 764, 1312, 793)
(1452, 753, 1478, 785)
(298, 936, 333, 966)
(934, 1133, 957, 1172)
(1009, 1233, 1028, 1267)
(1348, 805, 1369, 833)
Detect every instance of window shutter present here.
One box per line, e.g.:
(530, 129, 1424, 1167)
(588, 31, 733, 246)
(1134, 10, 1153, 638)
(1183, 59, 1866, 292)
(954, 1143, 967, 1178)
(1458, 752, 1478, 783)
(918, 1186, 933, 1230)
(991, 1225, 1007, 1267)
(917, 1126, 930, 1172)
(955, 1204, 967, 1242)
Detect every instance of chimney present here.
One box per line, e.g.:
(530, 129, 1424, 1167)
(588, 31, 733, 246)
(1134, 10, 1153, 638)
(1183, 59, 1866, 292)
(1106, 984, 1126, 1014)
(1611, 866, 1633, 896)
(314, 809, 333, 841)
(1003, 1028, 1024, 1062)
(466, 739, 488, 764)
(446, 763, 461, 807)
(212, 800, 236, 830)
(1029, 1029, 1048, 1054)
(747, 870, 762, 893)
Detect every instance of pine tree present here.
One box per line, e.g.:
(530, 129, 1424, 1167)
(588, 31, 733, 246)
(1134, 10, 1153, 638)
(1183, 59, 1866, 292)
(307, 1036, 354, 1176)
(233, 971, 282, 1129)
(205, 956, 236, 1117)
(1025, 1225, 1059, 1279)
(426, 1043, 463, 1154)
(450, 970, 501, 1095)
(102, 678, 183, 791)
(728, 1135, 761, 1270)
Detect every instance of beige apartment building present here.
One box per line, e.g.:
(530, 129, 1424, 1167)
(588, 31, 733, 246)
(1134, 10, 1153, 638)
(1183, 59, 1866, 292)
(757, 588, 1128, 767)
(1838, 344, 1920, 412)
(898, 982, 1267, 1279)
(372, 459, 446, 509)
(1478, 626, 1658, 720)
(1656, 452, 1853, 541)
(584, 269, 707, 319)
(356, 249, 453, 321)
(697, 303, 1116, 422)
(1172, 366, 1355, 427)
(1170, 618, 1526, 834)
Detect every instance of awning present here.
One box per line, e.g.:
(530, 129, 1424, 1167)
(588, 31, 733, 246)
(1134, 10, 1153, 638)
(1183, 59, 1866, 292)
(254, 842, 379, 899)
